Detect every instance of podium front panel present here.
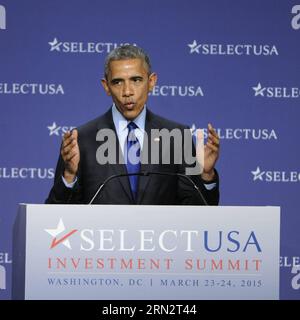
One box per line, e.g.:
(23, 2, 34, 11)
(13, 204, 280, 300)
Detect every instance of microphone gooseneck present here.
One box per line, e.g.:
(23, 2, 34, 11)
(88, 172, 147, 205)
(88, 171, 208, 205)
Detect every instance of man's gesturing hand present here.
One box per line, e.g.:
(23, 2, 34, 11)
(61, 130, 80, 183)
(196, 123, 220, 182)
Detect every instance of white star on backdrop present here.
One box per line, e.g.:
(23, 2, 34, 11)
(252, 83, 266, 97)
(48, 38, 62, 52)
(251, 166, 265, 181)
(188, 40, 200, 54)
(47, 122, 60, 136)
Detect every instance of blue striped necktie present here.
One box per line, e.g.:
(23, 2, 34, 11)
(126, 122, 141, 200)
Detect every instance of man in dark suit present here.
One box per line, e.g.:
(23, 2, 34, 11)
(46, 45, 220, 205)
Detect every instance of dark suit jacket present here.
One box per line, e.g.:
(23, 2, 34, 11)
(45, 108, 219, 205)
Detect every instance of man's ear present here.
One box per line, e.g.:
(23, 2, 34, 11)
(101, 78, 111, 96)
(148, 73, 157, 92)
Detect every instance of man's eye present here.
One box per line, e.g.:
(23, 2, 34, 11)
(133, 78, 142, 83)
(112, 80, 121, 85)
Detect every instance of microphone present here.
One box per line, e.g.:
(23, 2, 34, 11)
(88, 171, 208, 205)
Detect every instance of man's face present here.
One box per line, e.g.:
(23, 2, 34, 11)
(101, 58, 157, 120)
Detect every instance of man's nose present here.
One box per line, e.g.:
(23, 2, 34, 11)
(122, 81, 133, 97)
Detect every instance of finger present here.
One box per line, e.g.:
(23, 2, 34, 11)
(66, 152, 77, 162)
(62, 131, 72, 142)
(196, 129, 205, 169)
(61, 141, 78, 158)
(208, 123, 218, 138)
(196, 128, 204, 141)
(61, 142, 74, 157)
(62, 139, 78, 155)
(208, 133, 220, 146)
(62, 130, 78, 148)
(62, 136, 74, 149)
(64, 148, 79, 161)
(196, 129, 204, 148)
(72, 129, 78, 140)
(206, 141, 219, 153)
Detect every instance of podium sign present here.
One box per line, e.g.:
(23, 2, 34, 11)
(13, 204, 280, 300)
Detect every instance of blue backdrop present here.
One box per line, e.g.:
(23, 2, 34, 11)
(0, 0, 299, 299)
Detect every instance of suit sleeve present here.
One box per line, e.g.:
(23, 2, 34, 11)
(176, 126, 220, 206)
(45, 153, 84, 204)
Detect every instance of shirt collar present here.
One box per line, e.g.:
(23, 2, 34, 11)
(112, 103, 146, 132)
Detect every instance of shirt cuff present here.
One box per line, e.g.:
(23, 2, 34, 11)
(203, 182, 217, 190)
(62, 175, 77, 188)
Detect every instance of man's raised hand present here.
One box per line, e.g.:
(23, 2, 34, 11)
(61, 129, 80, 183)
